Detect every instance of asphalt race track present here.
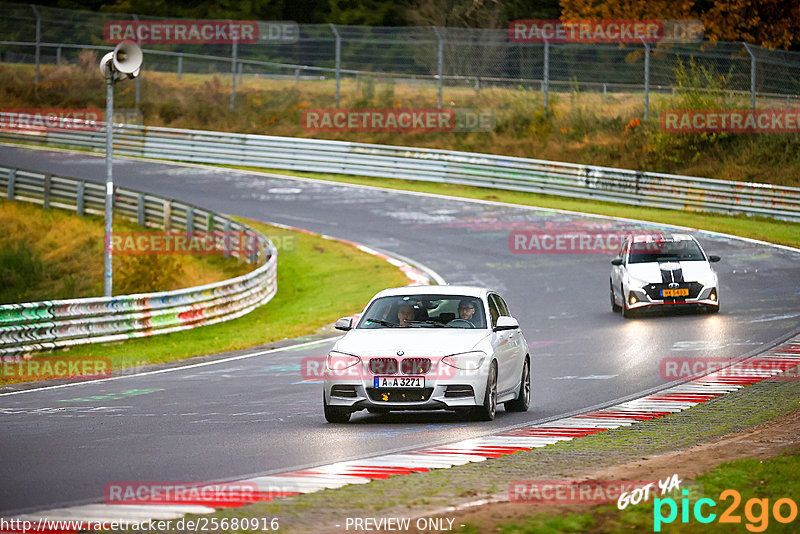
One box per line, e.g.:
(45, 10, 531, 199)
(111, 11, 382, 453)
(2, 144, 800, 515)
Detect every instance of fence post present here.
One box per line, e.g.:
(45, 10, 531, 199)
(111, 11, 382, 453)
(294, 67, 300, 85)
(433, 26, 443, 108)
(177, 55, 183, 80)
(230, 39, 238, 111)
(137, 193, 145, 226)
(238, 62, 243, 85)
(76, 180, 85, 215)
(56, 46, 61, 66)
(31, 4, 41, 86)
(744, 43, 756, 109)
(543, 41, 550, 113)
(223, 218, 232, 257)
(603, 83, 607, 104)
(644, 45, 650, 119)
(329, 24, 341, 108)
(7, 168, 16, 200)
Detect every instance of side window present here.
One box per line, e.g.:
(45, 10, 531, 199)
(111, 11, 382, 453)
(495, 295, 510, 316)
(488, 295, 501, 327)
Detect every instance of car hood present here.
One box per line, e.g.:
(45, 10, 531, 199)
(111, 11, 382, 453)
(627, 261, 714, 283)
(334, 328, 490, 357)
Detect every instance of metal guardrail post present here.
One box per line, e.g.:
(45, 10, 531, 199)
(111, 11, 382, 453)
(543, 41, 550, 113)
(433, 27, 443, 109)
(30, 4, 40, 86)
(43, 173, 51, 209)
(177, 55, 183, 80)
(7, 168, 16, 200)
(186, 206, 194, 233)
(643, 38, 650, 120)
(137, 193, 145, 226)
(223, 218, 232, 257)
(76, 180, 85, 215)
(744, 43, 756, 110)
(104, 81, 114, 297)
(56, 46, 61, 66)
(329, 24, 341, 108)
(163, 199, 172, 230)
(230, 39, 238, 111)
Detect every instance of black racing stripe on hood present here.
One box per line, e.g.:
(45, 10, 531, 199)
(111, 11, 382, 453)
(658, 262, 684, 284)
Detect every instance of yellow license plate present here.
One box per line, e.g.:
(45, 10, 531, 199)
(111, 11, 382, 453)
(661, 288, 689, 297)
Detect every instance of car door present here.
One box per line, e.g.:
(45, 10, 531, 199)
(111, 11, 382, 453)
(489, 294, 517, 395)
(496, 294, 525, 391)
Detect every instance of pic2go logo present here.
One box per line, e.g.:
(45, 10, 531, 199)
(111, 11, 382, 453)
(654, 489, 798, 532)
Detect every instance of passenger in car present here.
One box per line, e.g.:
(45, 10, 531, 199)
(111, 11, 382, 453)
(397, 304, 415, 327)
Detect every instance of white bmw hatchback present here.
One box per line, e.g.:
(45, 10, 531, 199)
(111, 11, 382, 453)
(323, 286, 530, 423)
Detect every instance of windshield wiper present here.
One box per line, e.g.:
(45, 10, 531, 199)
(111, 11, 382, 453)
(407, 320, 447, 328)
(363, 318, 398, 327)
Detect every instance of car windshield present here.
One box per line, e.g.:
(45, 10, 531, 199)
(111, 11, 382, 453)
(628, 240, 705, 263)
(357, 295, 487, 329)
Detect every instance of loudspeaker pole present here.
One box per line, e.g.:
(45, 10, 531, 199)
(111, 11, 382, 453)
(104, 73, 114, 297)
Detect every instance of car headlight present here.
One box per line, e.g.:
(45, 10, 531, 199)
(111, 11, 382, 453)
(626, 274, 649, 290)
(326, 351, 361, 371)
(441, 351, 486, 371)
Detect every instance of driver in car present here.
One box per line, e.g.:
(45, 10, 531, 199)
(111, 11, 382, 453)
(397, 304, 415, 327)
(457, 300, 476, 323)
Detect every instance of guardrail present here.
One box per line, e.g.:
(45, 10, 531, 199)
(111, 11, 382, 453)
(0, 163, 278, 359)
(1, 117, 799, 222)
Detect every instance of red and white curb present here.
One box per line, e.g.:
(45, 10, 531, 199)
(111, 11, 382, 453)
(7, 336, 799, 531)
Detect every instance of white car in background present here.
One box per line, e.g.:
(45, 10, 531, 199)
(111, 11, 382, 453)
(323, 286, 530, 423)
(610, 234, 720, 317)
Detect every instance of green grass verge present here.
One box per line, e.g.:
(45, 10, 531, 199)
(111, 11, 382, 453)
(487, 452, 800, 533)
(231, 166, 800, 250)
(0, 218, 410, 385)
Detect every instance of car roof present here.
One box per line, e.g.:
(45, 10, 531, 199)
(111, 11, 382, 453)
(372, 285, 491, 299)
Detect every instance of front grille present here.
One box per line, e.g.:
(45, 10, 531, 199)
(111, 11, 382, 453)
(367, 388, 434, 402)
(369, 358, 398, 374)
(401, 358, 431, 374)
(643, 282, 703, 301)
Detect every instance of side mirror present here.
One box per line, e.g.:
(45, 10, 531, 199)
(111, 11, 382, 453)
(708, 255, 721, 263)
(335, 317, 353, 331)
(611, 258, 623, 266)
(494, 316, 519, 331)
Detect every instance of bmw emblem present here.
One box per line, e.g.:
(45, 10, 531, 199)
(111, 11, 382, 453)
(668, 282, 679, 289)
(397, 350, 404, 356)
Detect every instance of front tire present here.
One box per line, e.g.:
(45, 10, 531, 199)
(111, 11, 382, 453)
(610, 280, 621, 312)
(324, 392, 351, 423)
(505, 358, 530, 412)
(471, 362, 497, 421)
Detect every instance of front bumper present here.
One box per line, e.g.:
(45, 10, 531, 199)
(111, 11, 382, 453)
(627, 285, 718, 311)
(324, 370, 489, 412)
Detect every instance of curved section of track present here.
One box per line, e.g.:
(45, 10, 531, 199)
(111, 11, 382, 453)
(1, 145, 800, 515)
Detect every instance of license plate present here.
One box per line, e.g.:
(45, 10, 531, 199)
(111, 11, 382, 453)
(661, 288, 689, 297)
(374, 376, 424, 388)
